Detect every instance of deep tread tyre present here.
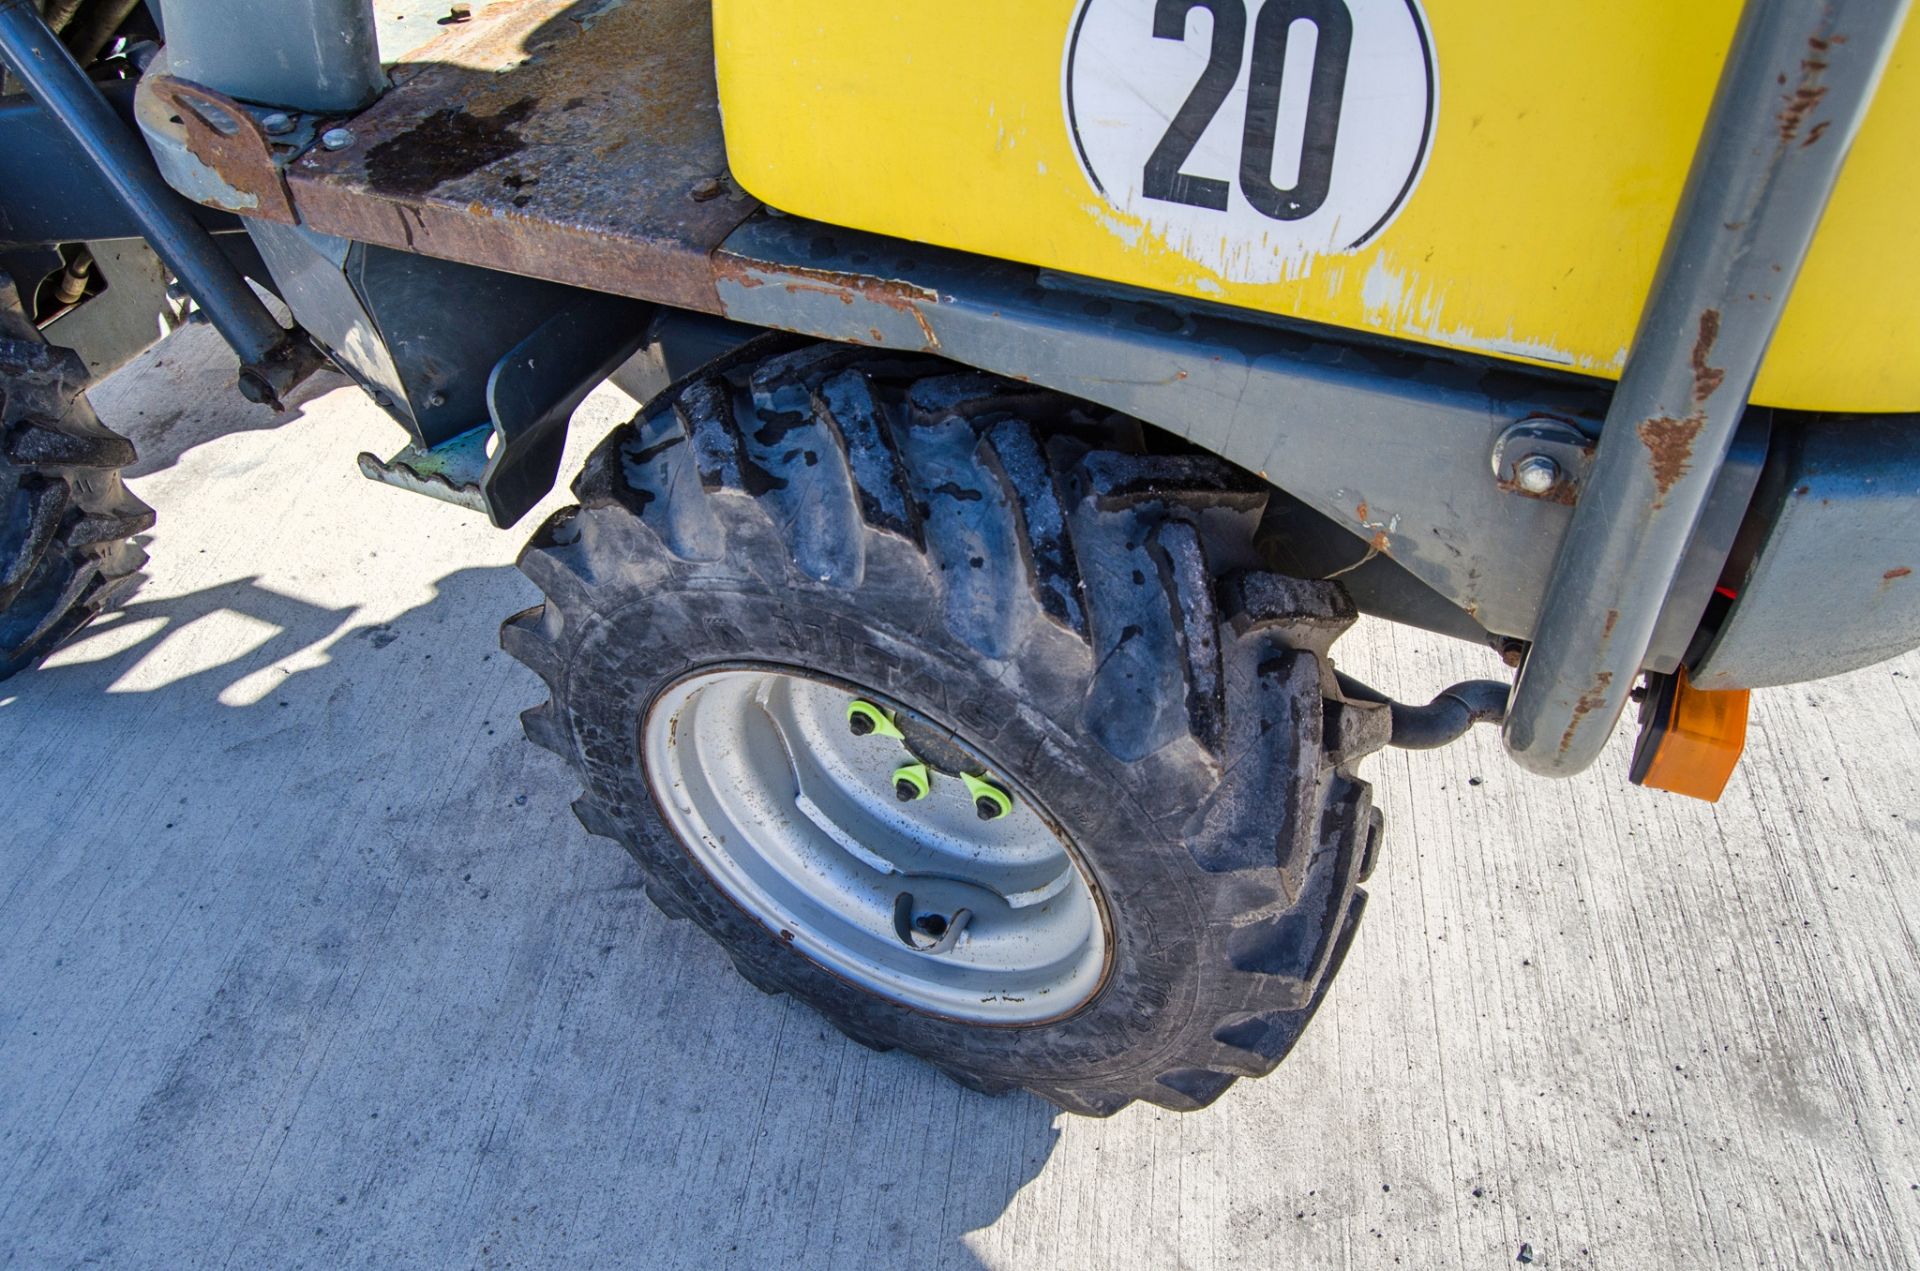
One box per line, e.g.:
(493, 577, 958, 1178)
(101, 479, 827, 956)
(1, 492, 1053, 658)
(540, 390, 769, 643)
(505, 337, 1389, 1115)
(1, 281, 153, 680)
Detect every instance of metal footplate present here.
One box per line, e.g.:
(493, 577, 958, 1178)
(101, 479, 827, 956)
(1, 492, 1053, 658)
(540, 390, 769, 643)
(356, 426, 492, 517)
(355, 293, 651, 526)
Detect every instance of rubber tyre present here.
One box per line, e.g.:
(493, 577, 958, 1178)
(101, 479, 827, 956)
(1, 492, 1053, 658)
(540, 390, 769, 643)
(504, 337, 1390, 1115)
(1, 289, 153, 680)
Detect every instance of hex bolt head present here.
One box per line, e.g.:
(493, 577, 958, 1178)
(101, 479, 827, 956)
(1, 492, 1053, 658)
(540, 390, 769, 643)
(1513, 453, 1561, 495)
(845, 699, 900, 739)
(320, 127, 355, 151)
(448, 3, 473, 20)
(260, 112, 295, 136)
(961, 773, 1011, 820)
(892, 763, 931, 802)
(690, 177, 724, 202)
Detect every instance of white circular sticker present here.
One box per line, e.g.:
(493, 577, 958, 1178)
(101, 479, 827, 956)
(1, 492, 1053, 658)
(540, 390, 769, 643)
(1064, 0, 1436, 283)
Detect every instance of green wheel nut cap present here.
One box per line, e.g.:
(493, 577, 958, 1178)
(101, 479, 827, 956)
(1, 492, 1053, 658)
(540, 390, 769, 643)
(846, 698, 904, 739)
(892, 762, 930, 801)
(962, 773, 1013, 820)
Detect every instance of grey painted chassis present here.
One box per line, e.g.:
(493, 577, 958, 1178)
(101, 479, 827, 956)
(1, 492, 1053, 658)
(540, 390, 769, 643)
(3, 0, 1917, 779)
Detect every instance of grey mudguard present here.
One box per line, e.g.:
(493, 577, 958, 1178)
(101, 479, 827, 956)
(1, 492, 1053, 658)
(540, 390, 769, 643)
(1695, 417, 1920, 691)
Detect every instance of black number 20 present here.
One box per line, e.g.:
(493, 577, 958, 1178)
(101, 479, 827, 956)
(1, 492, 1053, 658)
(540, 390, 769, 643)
(1141, 0, 1353, 220)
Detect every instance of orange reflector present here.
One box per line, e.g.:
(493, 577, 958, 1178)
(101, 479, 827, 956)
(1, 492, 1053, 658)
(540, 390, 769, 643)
(1629, 667, 1750, 802)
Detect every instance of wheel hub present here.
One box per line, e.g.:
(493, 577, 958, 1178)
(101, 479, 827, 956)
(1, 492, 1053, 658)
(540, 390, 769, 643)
(642, 667, 1110, 1024)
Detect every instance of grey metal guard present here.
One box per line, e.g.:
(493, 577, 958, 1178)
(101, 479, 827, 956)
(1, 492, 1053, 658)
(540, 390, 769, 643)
(1503, 0, 1912, 776)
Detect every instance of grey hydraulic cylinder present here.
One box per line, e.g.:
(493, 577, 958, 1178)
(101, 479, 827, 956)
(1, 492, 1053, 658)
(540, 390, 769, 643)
(0, 0, 288, 367)
(1502, 0, 1910, 777)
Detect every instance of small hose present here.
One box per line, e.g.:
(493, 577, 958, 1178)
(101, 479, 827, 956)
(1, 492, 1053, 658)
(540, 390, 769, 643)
(1335, 673, 1512, 751)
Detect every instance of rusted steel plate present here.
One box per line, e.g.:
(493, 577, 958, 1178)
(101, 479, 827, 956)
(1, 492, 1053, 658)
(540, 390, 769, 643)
(144, 76, 300, 223)
(287, 0, 754, 313)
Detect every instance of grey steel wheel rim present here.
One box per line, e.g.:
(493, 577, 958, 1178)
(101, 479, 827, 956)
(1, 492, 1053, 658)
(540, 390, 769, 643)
(642, 667, 1110, 1024)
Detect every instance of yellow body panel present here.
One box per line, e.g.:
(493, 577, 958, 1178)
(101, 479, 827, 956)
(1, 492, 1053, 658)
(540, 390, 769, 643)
(713, 3, 1920, 412)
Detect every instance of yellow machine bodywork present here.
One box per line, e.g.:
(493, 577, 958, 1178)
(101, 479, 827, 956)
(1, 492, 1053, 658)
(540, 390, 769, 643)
(712, 2, 1919, 413)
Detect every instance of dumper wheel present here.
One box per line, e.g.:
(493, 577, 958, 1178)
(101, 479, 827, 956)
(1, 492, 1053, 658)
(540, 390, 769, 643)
(1, 278, 153, 680)
(504, 336, 1391, 1115)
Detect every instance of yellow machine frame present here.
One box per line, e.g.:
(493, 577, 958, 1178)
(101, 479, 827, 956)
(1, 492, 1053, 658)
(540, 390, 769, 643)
(713, 2, 1919, 412)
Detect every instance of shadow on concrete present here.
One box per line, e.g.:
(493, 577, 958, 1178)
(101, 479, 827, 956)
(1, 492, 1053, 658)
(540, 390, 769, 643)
(83, 321, 353, 481)
(0, 558, 1058, 1269)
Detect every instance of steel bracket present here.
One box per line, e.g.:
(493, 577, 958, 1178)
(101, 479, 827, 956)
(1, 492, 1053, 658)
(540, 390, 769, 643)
(141, 75, 298, 224)
(357, 291, 651, 527)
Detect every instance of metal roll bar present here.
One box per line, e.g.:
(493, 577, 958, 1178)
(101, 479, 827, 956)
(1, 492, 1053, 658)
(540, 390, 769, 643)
(1503, 0, 1911, 776)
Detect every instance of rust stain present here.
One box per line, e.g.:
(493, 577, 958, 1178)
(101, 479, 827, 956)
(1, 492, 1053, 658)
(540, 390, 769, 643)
(713, 255, 942, 350)
(781, 280, 857, 307)
(1559, 670, 1614, 757)
(1495, 475, 1577, 506)
(1690, 309, 1724, 403)
(714, 255, 936, 314)
(1884, 566, 1913, 582)
(147, 76, 298, 224)
(1778, 42, 1831, 143)
(1638, 414, 1705, 506)
(907, 305, 939, 349)
(1779, 84, 1826, 141)
(1602, 609, 1619, 640)
(1354, 500, 1370, 522)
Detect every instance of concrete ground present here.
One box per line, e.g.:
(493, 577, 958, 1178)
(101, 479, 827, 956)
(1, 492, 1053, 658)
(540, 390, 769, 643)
(2, 323, 1918, 1270)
